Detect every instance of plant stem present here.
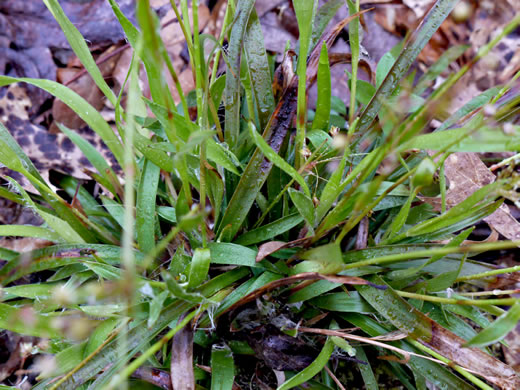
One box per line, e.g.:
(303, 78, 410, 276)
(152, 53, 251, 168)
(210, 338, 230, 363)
(347, 0, 360, 125)
(456, 264, 520, 282)
(396, 290, 518, 307)
(343, 240, 520, 270)
(210, 0, 234, 86)
(407, 340, 494, 390)
(192, 0, 208, 247)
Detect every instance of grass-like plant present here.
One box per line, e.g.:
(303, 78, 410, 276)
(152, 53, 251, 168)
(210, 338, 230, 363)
(1, 0, 520, 389)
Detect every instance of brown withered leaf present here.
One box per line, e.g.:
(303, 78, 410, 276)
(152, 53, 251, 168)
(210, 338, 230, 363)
(50, 46, 123, 134)
(255, 236, 312, 262)
(256, 241, 288, 262)
(170, 318, 195, 390)
(359, 277, 520, 389)
(443, 152, 520, 241)
(427, 321, 520, 389)
(132, 367, 172, 390)
(504, 322, 520, 373)
(0, 84, 120, 193)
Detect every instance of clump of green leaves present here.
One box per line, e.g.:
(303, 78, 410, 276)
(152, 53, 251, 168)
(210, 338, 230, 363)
(1, 0, 520, 389)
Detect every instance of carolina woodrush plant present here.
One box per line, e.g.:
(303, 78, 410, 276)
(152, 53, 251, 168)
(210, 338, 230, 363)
(0, 0, 520, 389)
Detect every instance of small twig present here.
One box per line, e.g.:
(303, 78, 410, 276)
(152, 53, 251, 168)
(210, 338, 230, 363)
(324, 365, 347, 390)
(64, 44, 130, 86)
(63, 17, 183, 87)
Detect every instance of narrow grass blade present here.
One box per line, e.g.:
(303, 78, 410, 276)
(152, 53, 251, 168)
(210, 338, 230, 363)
(43, 0, 117, 106)
(133, 132, 175, 172)
(108, 0, 175, 114)
(0, 122, 46, 184)
(415, 44, 469, 94)
(435, 87, 500, 132)
(244, 8, 275, 130)
(403, 125, 520, 152)
(346, 0, 360, 123)
(206, 167, 224, 222)
(0, 225, 63, 242)
(316, 151, 347, 222)
(0, 303, 63, 339)
(382, 190, 416, 242)
(136, 159, 160, 254)
(234, 213, 303, 246)
(278, 337, 334, 390)
(311, 292, 374, 313)
(0, 76, 124, 167)
(224, 0, 256, 149)
(187, 248, 211, 290)
(288, 188, 316, 228)
(465, 300, 520, 348)
(294, 0, 318, 168)
(84, 318, 119, 357)
(312, 43, 331, 131)
(136, 0, 175, 111)
(248, 122, 310, 197)
(402, 184, 499, 238)
(0, 244, 141, 284)
(376, 46, 400, 88)
(211, 344, 235, 390)
(207, 140, 241, 175)
(1, 282, 59, 301)
(101, 196, 127, 229)
(355, 346, 378, 390)
(358, 0, 459, 134)
(6, 178, 86, 244)
(310, 0, 345, 51)
(0, 140, 28, 173)
(148, 290, 169, 329)
(208, 243, 257, 267)
(57, 124, 118, 195)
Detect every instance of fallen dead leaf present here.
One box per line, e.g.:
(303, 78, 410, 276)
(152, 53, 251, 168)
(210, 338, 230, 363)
(256, 241, 288, 262)
(132, 367, 172, 390)
(504, 321, 520, 373)
(0, 84, 120, 193)
(443, 152, 520, 241)
(427, 321, 520, 389)
(170, 318, 195, 390)
(360, 278, 520, 389)
(51, 45, 123, 134)
(0, 237, 53, 253)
